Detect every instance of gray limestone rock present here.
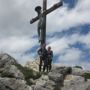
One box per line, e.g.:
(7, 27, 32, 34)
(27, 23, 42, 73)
(62, 75, 90, 90)
(0, 53, 24, 79)
(2, 65, 24, 79)
(0, 77, 32, 90)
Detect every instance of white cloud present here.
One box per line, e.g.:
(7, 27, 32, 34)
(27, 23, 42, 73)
(0, 36, 38, 64)
(47, 0, 90, 33)
(0, 0, 90, 67)
(47, 32, 90, 70)
(48, 31, 90, 55)
(0, 36, 37, 53)
(48, 37, 69, 55)
(59, 48, 82, 61)
(79, 32, 90, 49)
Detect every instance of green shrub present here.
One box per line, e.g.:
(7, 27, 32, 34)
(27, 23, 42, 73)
(67, 67, 72, 74)
(1, 72, 14, 78)
(53, 86, 61, 90)
(0, 63, 41, 85)
(82, 73, 90, 79)
(74, 66, 83, 69)
(14, 63, 41, 85)
(0, 70, 3, 73)
(40, 72, 48, 75)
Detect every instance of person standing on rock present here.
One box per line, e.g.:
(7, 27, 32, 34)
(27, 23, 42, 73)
(38, 43, 48, 72)
(47, 46, 53, 72)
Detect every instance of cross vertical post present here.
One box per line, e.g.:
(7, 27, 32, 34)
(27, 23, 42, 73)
(42, 0, 47, 45)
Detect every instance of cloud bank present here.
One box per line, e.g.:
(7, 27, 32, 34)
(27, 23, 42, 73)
(0, 0, 90, 69)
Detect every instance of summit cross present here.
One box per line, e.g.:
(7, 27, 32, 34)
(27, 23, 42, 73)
(30, 0, 63, 45)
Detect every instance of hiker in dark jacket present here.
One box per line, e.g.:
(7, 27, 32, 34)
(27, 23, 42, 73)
(47, 46, 53, 71)
(38, 43, 48, 72)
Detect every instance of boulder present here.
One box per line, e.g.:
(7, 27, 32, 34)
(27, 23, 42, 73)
(35, 75, 49, 87)
(48, 72, 63, 83)
(0, 77, 32, 90)
(62, 75, 90, 90)
(0, 53, 24, 79)
(32, 75, 55, 90)
(44, 80, 56, 90)
(1, 65, 24, 79)
(32, 85, 49, 90)
(0, 53, 16, 68)
(48, 67, 72, 82)
(86, 85, 90, 90)
(72, 67, 87, 76)
(25, 60, 40, 72)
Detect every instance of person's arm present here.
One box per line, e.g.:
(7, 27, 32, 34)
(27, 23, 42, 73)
(51, 51, 53, 58)
(38, 48, 42, 56)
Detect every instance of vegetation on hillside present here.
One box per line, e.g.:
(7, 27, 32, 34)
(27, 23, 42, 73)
(0, 63, 41, 85)
(74, 66, 83, 69)
(15, 63, 41, 85)
(82, 73, 90, 81)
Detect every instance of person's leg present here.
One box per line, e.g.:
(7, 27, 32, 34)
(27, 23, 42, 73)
(39, 56, 42, 72)
(43, 59, 46, 72)
(49, 59, 52, 71)
(38, 26, 41, 42)
(43, 58, 49, 72)
(43, 58, 47, 72)
(43, 64, 45, 72)
(46, 59, 49, 72)
(48, 59, 50, 71)
(47, 64, 49, 72)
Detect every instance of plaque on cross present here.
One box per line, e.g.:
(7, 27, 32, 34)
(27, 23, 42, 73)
(30, 0, 63, 45)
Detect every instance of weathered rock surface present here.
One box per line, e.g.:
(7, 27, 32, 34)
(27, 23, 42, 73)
(0, 53, 32, 90)
(26, 60, 40, 72)
(0, 77, 32, 90)
(0, 53, 90, 90)
(32, 85, 49, 90)
(0, 53, 16, 69)
(0, 53, 24, 79)
(62, 75, 90, 90)
(2, 65, 24, 79)
(31, 75, 53, 90)
(25, 59, 56, 72)
(31, 67, 72, 90)
(32, 66, 90, 90)
(72, 67, 89, 76)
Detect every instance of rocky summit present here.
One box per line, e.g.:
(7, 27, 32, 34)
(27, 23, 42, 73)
(0, 53, 90, 90)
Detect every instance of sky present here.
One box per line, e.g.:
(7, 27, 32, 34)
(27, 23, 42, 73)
(0, 0, 90, 70)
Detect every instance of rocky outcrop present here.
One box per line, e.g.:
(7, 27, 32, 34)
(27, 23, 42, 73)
(25, 59, 56, 72)
(72, 67, 90, 76)
(62, 75, 90, 90)
(0, 53, 32, 90)
(31, 66, 90, 90)
(31, 75, 55, 90)
(0, 77, 32, 90)
(25, 60, 40, 72)
(31, 67, 72, 90)
(0, 53, 90, 90)
(72, 67, 84, 75)
(0, 53, 24, 79)
(25, 59, 90, 90)
(1, 65, 24, 79)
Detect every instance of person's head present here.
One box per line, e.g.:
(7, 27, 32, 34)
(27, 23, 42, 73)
(41, 43, 46, 49)
(35, 6, 42, 14)
(48, 46, 51, 51)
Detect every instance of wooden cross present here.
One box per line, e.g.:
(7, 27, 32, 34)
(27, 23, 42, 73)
(30, 0, 63, 45)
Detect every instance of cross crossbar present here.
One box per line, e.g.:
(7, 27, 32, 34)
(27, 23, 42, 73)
(30, 1, 63, 24)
